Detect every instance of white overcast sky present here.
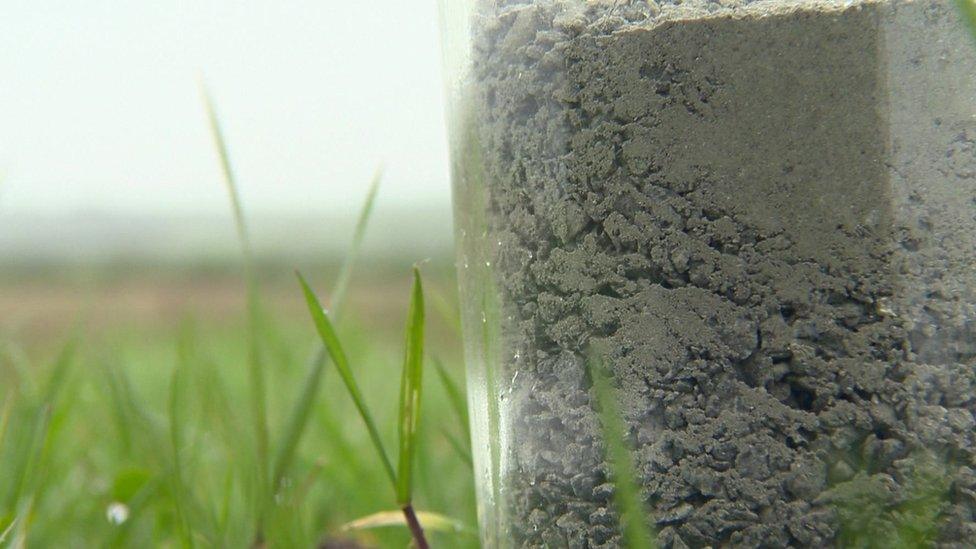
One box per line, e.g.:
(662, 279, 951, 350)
(0, 0, 451, 219)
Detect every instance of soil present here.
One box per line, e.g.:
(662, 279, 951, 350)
(464, 0, 976, 547)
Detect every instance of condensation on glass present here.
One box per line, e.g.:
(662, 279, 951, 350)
(440, 1, 976, 547)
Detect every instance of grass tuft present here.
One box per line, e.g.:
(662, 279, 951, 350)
(299, 268, 438, 549)
(201, 81, 271, 536)
(273, 170, 382, 493)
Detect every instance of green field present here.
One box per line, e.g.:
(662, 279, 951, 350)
(0, 258, 477, 547)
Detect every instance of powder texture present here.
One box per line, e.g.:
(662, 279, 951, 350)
(460, 0, 976, 547)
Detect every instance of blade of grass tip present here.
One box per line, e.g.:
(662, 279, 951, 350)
(296, 272, 396, 487)
(589, 354, 655, 549)
(170, 333, 195, 548)
(331, 166, 382, 317)
(956, 0, 976, 42)
(433, 358, 470, 441)
(397, 267, 425, 507)
(200, 80, 253, 273)
(201, 79, 270, 524)
(272, 170, 382, 490)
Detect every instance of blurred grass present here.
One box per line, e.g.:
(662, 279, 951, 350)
(203, 83, 272, 540)
(0, 263, 475, 547)
(273, 170, 382, 503)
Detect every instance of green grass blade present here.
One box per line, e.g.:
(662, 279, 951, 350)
(201, 81, 270, 527)
(429, 285, 462, 338)
(7, 405, 52, 514)
(396, 267, 425, 506)
(103, 359, 163, 449)
(218, 469, 234, 539)
(2, 336, 73, 513)
(195, 357, 244, 450)
(101, 362, 135, 455)
(0, 341, 32, 395)
(433, 358, 469, 441)
(290, 458, 325, 509)
(170, 333, 195, 548)
(957, 0, 976, 42)
(41, 336, 77, 405)
(200, 81, 253, 269)
(296, 271, 396, 488)
(0, 391, 13, 452)
(271, 351, 327, 491)
(441, 428, 473, 468)
(589, 355, 655, 549)
(331, 167, 382, 316)
(272, 172, 383, 491)
(319, 406, 374, 485)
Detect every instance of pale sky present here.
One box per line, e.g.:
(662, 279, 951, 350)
(0, 1, 451, 221)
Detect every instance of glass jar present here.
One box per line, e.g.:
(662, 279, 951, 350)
(440, 1, 976, 547)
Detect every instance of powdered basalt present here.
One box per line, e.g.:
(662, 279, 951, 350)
(462, 0, 976, 547)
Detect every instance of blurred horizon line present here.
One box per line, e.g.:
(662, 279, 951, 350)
(0, 204, 455, 265)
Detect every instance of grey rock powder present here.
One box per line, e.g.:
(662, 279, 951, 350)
(461, 0, 976, 547)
